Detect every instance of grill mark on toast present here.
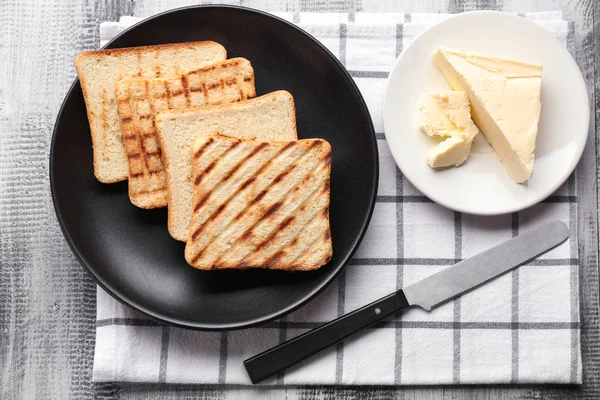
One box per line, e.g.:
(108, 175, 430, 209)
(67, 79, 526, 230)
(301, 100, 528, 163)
(163, 81, 172, 108)
(235, 261, 249, 269)
(273, 168, 292, 184)
(261, 202, 283, 221)
(130, 170, 164, 179)
(223, 142, 268, 180)
(251, 142, 296, 179)
(279, 215, 296, 230)
(125, 135, 136, 141)
(324, 152, 332, 166)
(255, 215, 295, 253)
(135, 187, 168, 196)
(221, 140, 242, 157)
(190, 201, 228, 242)
(180, 75, 191, 107)
(193, 193, 210, 212)
(194, 138, 215, 159)
(310, 140, 323, 149)
(263, 251, 285, 269)
(145, 151, 161, 159)
(193, 141, 240, 185)
(220, 141, 264, 182)
(325, 229, 331, 240)
(121, 116, 133, 124)
(191, 221, 208, 242)
(128, 153, 140, 160)
(244, 76, 252, 82)
(240, 230, 253, 241)
(238, 177, 256, 192)
(193, 159, 217, 186)
(213, 204, 227, 219)
(190, 249, 205, 266)
(249, 190, 267, 206)
(323, 178, 331, 193)
(279, 142, 297, 152)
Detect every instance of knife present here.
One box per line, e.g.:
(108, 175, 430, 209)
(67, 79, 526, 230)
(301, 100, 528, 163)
(244, 220, 569, 384)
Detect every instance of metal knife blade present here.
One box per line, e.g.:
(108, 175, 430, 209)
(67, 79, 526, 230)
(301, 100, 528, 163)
(403, 220, 569, 311)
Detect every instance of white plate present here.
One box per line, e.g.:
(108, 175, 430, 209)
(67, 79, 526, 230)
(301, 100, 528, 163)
(383, 11, 589, 215)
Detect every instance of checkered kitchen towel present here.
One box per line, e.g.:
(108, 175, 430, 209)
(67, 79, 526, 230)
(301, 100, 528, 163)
(93, 11, 581, 385)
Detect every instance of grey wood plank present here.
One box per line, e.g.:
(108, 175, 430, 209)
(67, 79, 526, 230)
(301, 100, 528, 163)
(0, 2, 132, 400)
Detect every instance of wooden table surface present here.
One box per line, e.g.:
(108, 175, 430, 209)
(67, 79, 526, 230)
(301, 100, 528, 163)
(1, 0, 598, 399)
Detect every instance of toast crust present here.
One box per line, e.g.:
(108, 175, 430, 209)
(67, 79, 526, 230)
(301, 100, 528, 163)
(155, 90, 299, 242)
(74, 41, 227, 183)
(185, 135, 332, 271)
(74, 41, 225, 60)
(116, 58, 256, 208)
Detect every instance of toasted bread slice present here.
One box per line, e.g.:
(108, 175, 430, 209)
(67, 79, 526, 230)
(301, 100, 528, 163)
(156, 90, 298, 241)
(116, 58, 256, 209)
(185, 135, 332, 271)
(74, 41, 227, 183)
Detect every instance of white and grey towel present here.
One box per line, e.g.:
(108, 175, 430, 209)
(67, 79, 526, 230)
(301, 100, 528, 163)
(94, 11, 581, 385)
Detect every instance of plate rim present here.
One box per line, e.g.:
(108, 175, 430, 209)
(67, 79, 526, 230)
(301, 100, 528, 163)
(382, 10, 590, 216)
(49, 4, 379, 330)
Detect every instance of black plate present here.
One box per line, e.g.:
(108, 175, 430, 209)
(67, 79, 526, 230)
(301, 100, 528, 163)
(50, 5, 378, 330)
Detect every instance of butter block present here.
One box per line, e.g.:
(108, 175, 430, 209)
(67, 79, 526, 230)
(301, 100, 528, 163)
(433, 47, 542, 183)
(419, 91, 479, 168)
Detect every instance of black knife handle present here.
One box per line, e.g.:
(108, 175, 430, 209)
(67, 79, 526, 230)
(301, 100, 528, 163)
(244, 290, 409, 383)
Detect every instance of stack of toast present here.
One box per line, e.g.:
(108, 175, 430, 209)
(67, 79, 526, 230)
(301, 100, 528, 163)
(75, 41, 332, 271)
